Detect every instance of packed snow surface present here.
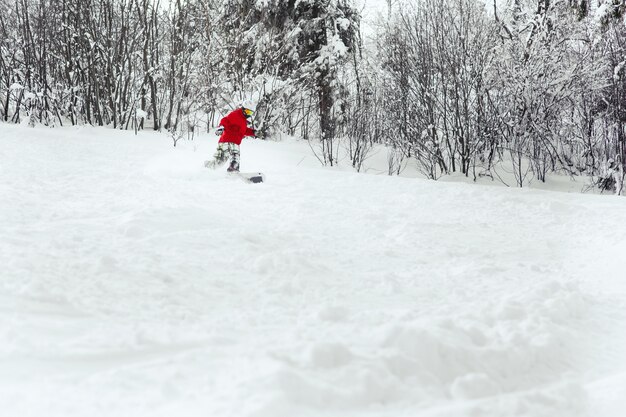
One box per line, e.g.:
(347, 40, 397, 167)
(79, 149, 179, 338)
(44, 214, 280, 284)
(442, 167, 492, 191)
(1, 124, 626, 417)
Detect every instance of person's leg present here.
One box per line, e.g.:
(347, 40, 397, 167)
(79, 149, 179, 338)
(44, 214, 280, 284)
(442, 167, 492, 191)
(205, 143, 228, 169)
(227, 143, 240, 172)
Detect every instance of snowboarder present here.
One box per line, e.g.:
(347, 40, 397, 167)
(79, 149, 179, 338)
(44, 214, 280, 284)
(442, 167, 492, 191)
(205, 101, 256, 172)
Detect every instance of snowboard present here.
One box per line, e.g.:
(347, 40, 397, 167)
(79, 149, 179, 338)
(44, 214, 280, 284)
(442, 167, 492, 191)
(229, 171, 265, 184)
(203, 161, 264, 183)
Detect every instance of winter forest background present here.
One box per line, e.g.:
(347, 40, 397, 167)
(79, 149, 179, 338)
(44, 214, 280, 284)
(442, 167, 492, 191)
(2, 0, 626, 193)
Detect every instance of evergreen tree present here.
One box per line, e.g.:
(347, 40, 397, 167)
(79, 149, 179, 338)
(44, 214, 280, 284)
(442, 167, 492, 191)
(221, 0, 359, 163)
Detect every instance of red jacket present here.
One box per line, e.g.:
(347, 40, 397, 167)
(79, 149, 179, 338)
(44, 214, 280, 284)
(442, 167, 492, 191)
(218, 108, 255, 145)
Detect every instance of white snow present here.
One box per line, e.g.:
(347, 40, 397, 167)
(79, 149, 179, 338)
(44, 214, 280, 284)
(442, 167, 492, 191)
(135, 108, 148, 120)
(595, 2, 610, 25)
(1, 123, 626, 417)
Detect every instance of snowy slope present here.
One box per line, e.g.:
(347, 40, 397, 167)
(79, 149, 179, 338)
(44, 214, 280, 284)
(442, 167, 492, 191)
(1, 124, 626, 417)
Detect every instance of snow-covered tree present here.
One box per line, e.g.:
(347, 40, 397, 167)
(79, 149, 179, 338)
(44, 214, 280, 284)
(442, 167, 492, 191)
(219, 0, 359, 163)
(378, 0, 498, 178)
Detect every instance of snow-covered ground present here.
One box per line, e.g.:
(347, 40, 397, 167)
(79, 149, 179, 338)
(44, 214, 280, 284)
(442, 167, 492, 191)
(1, 123, 626, 417)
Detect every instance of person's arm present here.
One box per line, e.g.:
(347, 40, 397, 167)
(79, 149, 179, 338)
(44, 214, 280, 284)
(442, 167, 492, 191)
(219, 115, 231, 130)
(215, 116, 229, 135)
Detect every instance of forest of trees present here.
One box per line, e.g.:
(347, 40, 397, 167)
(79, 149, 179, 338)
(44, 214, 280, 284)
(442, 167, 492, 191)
(1, 0, 626, 193)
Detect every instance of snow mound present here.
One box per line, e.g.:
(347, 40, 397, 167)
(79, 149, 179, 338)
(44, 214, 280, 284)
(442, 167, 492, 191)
(242, 280, 589, 416)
